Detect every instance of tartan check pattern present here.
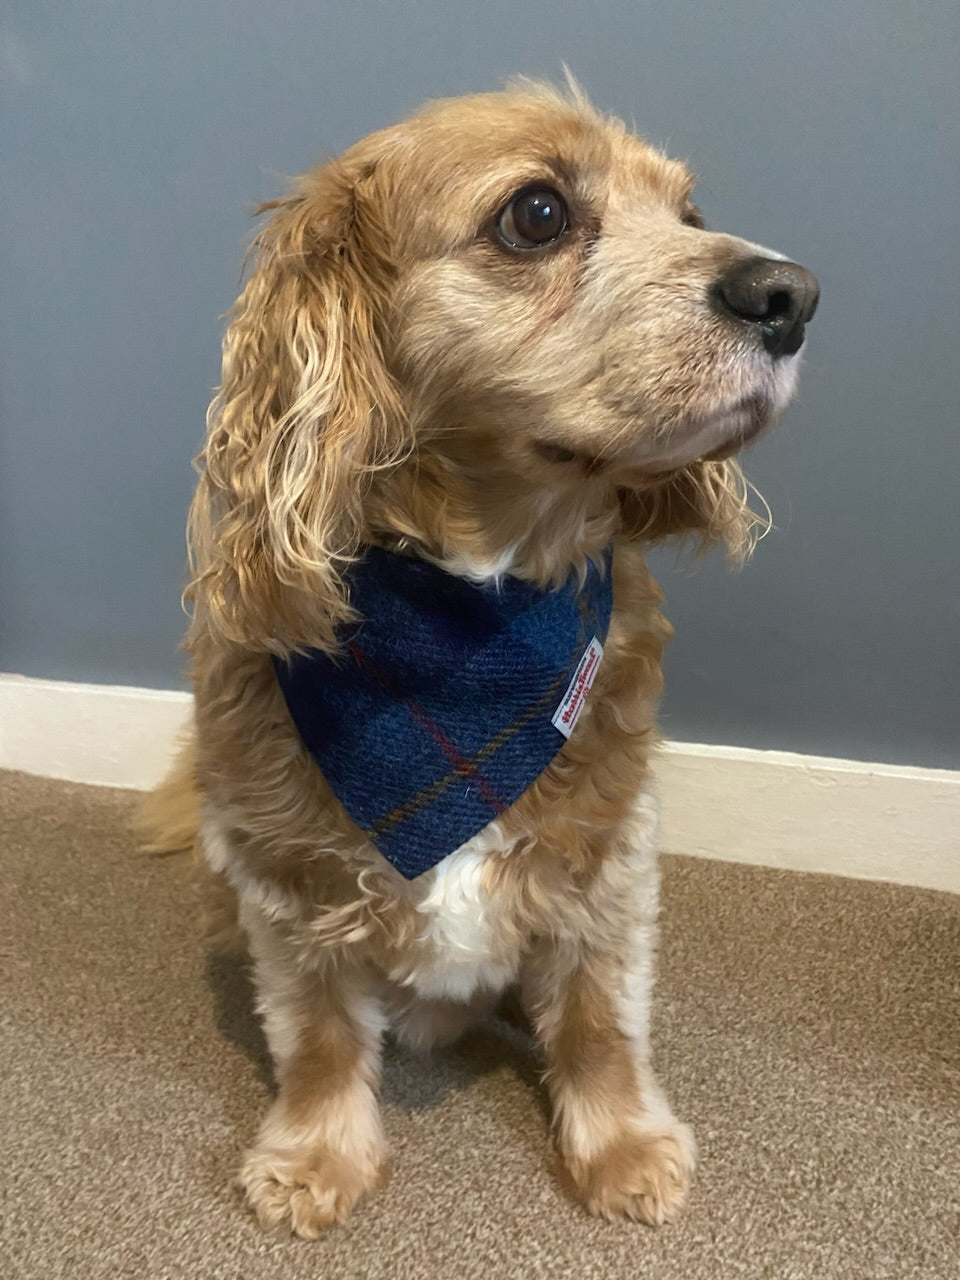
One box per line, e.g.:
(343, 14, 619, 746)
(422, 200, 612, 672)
(273, 546, 613, 880)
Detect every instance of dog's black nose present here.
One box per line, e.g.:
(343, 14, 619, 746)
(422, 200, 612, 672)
(713, 257, 819, 357)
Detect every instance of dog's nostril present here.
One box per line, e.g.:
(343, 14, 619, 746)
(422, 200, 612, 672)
(766, 290, 794, 319)
(714, 257, 819, 357)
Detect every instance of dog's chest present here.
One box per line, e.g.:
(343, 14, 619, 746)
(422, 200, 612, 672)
(389, 824, 522, 1001)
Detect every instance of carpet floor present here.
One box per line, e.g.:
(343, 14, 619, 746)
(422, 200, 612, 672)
(2, 770, 958, 1279)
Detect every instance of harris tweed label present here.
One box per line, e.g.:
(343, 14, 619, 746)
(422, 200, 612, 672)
(551, 636, 604, 739)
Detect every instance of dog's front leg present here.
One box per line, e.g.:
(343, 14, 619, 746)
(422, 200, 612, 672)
(236, 903, 388, 1237)
(523, 928, 695, 1224)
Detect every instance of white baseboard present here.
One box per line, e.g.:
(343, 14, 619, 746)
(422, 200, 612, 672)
(0, 674, 193, 793)
(2, 673, 958, 894)
(655, 742, 959, 895)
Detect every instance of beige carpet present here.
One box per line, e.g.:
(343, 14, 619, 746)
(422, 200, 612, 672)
(2, 770, 958, 1280)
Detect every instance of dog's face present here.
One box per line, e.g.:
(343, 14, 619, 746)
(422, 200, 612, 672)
(190, 84, 818, 652)
(356, 85, 817, 487)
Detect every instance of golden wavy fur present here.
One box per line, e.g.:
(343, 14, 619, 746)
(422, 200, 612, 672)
(145, 81, 814, 1236)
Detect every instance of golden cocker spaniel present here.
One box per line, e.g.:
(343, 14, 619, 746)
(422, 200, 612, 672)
(145, 80, 818, 1236)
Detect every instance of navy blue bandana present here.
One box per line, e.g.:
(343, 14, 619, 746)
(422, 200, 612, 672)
(273, 546, 613, 880)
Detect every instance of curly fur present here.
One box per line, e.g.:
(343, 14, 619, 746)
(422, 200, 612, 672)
(144, 81, 811, 1236)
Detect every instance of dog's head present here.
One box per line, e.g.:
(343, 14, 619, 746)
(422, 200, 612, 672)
(189, 82, 817, 653)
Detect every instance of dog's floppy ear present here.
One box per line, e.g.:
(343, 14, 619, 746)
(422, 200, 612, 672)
(618, 459, 769, 563)
(187, 160, 410, 655)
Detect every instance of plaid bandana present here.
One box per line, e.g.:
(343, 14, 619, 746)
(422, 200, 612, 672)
(273, 546, 613, 879)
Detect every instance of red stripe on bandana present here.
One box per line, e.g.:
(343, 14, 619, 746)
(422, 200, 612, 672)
(348, 641, 506, 814)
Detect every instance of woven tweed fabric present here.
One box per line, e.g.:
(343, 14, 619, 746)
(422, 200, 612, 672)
(273, 547, 613, 879)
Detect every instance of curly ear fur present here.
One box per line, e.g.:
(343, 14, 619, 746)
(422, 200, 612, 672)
(619, 459, 771, 564)
(187, 162, 410, 655)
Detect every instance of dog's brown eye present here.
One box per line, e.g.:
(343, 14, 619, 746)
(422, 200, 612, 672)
(680, 203, 705, 230)
(496, 186, 569, 250)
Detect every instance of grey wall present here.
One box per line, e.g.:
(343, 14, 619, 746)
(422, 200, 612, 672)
(2, 1, 958, 767)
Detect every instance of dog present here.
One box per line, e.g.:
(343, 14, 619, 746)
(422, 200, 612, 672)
(143, 80, 818, 1237)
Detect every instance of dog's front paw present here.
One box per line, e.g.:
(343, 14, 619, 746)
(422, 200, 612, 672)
(238, 1145, 389, 1237)
(566, 1123, 696, 1225)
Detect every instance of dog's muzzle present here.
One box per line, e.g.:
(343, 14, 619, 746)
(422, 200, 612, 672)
(712, 257, 820, 358)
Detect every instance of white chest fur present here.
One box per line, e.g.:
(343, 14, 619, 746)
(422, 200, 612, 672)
(391, 822, 521, 1002)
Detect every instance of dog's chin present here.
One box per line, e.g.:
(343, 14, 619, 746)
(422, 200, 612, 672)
(534, 398, 774, 483)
